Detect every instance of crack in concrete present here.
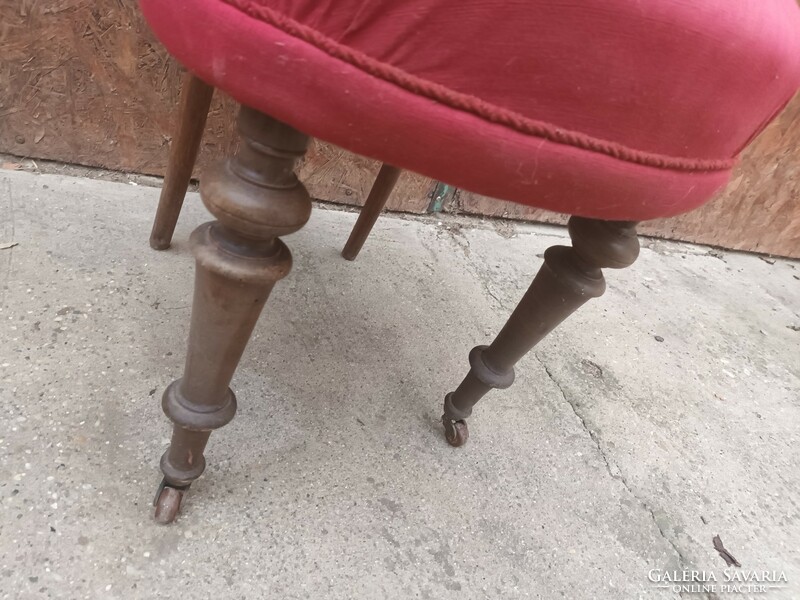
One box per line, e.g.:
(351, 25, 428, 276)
(452, 224, 715, 599)
(480, 283, 507, 312)
(0, 177, 16, 310)
(438, 224, 515, 314)
(533, 353, 712, 600)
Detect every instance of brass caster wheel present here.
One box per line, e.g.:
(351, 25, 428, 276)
(443, 417, 469, 447)
(153, 479, 188, 524)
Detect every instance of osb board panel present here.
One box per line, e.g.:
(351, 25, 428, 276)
(450, 93, 800, 258)
(299, 143, 434, 213)
(1, 0, 796, 250)
(0, 0, 432, 213)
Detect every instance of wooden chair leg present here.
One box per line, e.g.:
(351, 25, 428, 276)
(441, 217, 640, 446)
(341, 163, 401, 261)
(153, 105, 311, 523)
(149, 73, 215, 250)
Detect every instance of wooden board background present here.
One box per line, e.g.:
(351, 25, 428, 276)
(1, 0, 798, 256)
(0, 0, 434, 213)
(451, 94, 800, 258)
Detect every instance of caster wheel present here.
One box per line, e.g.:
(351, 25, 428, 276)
(153, 479, 188, 524)
(443, 417, 469, 447)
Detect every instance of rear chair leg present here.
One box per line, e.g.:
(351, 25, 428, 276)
(341, 163, 401, 261)
(153, 105, 311, 523)
(442, 217, 640, 446)
(150, 73, 214, 250)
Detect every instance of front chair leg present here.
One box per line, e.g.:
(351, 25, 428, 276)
(442, 217, 640, 446)
(341, 163, 401, 261)
(150, 73, 215, 250)
(153, 106, 311, 523)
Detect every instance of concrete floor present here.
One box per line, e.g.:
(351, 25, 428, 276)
(0, 169, 798, 599)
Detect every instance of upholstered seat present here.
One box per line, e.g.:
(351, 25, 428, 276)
(140, 0, 800, 524)
(142, 0, 800, 220)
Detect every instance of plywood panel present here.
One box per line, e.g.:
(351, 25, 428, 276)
(298, 143, 434, 213)
(450, 93, 800, 258)
(0, 0, 433, 212)
(0, 0, 797, 254)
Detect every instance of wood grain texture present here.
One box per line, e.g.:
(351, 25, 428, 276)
(0, 0, 432, 213)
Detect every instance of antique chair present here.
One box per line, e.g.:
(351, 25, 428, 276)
(148, 72, 401, 260)
(139, 0, 800, 523)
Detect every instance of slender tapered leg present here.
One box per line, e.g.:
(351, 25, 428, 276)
(149, 73, 215, 250)
(341, 163, 401, 261)
(153, 106, 311, 523)
(442, 217, 640, 446)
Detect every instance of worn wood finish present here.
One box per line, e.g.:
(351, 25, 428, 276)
(154, 106, 312, 523)
(442, 218, 640, 446)
(146, 73, 406, 255)
(341, 164, 402, 260)
(447, 92, 800, 258)
(148, 76, 407, 256)
(149, 73, 214, 250)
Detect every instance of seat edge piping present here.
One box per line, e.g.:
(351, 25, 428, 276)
(222, 0, 736, 173)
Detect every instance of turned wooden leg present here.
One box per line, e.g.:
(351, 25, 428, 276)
(341, 163, 401, 261)
(153, 106, 311, 523)
(442, 217, 640, 446)
(150, 73, 214, 250)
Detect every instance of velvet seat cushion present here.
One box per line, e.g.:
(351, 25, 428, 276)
(140, 0, 800, 221)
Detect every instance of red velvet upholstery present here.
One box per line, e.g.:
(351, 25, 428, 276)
(140, 0, 800, 220)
